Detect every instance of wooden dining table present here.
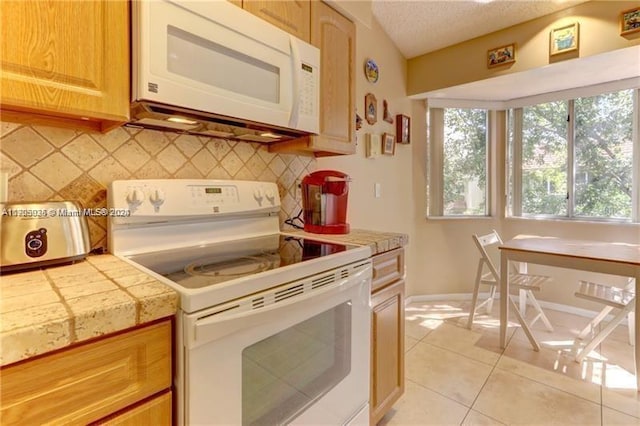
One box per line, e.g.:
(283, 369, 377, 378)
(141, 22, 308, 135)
(498, 235, 640, 389)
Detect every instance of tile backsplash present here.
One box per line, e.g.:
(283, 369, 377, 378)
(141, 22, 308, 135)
(0, 121, 316, 250)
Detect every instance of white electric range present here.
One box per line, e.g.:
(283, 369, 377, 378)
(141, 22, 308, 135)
(108, 179, 371, 426)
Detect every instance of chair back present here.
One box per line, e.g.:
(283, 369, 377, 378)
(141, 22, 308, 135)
(472, 230, 503, 283)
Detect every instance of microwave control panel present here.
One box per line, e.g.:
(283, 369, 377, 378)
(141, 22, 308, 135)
(299, 62, 316, 117)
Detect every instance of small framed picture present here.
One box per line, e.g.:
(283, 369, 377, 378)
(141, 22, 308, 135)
(487, 43, 515, 68)
(396, 114, 410, 144)
(550, 22, 579, 56)
(382, 133, 395, 155)
(620, 7, 640, 36)
(365, 93, 377, 125)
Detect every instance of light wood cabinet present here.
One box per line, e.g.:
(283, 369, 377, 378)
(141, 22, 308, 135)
(270, 0, 356, 156)
(0, 0, 129, 132)
(243, 0, 310, 42)
(0, 320, 172, 425)
(370, 249, 405, 425)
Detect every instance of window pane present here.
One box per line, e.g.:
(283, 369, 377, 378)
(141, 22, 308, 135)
(521, 101, 568, 216)
(574, 90, 633, 219)
(443, 108, 487, 215)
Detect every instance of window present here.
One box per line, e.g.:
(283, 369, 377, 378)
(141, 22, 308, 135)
(508, 89, 638, 222)
(428, 107, 489, 217)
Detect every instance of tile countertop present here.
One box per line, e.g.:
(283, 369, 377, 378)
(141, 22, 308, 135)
(0, 254, 178, 367)
(285, 228, 409, 255)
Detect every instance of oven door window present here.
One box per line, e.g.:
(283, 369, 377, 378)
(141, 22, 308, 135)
(242, 302, 351, 426)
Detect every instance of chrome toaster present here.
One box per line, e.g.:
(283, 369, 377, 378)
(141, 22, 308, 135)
(1, 201, 91, 273)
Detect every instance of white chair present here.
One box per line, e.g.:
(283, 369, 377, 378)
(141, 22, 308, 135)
(574, 279, 636, 362)
(467, 230, 554, 338)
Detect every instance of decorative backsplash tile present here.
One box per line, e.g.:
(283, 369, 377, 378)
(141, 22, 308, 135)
(0, 122, 316, 250)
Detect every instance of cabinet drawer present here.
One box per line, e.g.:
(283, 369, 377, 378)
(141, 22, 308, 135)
(97, 391, 172, 426)
(0, 320, 172, 425)
(371, 248, 405, 292)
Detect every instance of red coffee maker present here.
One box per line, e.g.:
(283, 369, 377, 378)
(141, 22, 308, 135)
(301, 170, 350, 234)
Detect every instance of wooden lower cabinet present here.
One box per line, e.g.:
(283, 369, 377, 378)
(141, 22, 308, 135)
(0, 320, 173, 426)
(370, 250, 405, 425)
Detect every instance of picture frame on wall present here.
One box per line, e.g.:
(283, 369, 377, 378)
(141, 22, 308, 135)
(365, 93, 377, 125)
(487, 43, 515, 68)
(620, 7, 640, 36)
(396, 114, 410, 144)
(382, 133, 395, 155)
(550, 22, 579, 56)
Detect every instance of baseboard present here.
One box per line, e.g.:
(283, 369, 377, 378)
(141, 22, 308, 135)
(404, 293, 622, 322)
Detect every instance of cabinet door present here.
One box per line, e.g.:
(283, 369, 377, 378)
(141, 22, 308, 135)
(243, 0, 310, 42)
(0, 0, 129, 132)
(310, 0, 356, 155)
(268, 0, 355, 156)
(370, 279, 405, 425)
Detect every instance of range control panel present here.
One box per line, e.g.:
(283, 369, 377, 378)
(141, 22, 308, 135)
(108, 179, 280, 222)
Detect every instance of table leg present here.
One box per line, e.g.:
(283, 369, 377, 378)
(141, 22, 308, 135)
(500, 251, 508, 349)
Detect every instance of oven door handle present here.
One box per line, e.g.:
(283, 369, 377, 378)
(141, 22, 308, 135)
(188, 265, 371, 348)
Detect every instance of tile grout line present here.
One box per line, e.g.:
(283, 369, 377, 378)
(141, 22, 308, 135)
(457, 323, 518, 425)
(494, 328, 613, 416)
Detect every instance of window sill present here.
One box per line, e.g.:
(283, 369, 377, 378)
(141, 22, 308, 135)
(506, 216, 639, 227)
(426, 215, 494, 221)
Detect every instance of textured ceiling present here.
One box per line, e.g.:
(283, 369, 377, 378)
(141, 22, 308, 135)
(372, 0, 589, 59)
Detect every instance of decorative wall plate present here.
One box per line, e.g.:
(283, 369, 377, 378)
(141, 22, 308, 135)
(365, 93, 377, 125)
(364, 59, 379, 83)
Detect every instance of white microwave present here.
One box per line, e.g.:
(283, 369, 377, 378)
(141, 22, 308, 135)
(130, 0, 320, 142)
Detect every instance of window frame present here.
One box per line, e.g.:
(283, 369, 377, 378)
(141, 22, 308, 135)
(427, 106, 493, 218)
(508, 88, 640, 223)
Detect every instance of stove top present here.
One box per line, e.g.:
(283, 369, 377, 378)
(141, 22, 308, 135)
(127, 234, 354, 290)
(108, 179, 371, 313)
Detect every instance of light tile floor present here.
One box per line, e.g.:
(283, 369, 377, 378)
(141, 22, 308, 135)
(379, 300, 640, 425)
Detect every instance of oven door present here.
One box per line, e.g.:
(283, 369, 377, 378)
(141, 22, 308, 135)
(181, 260, 371, 426)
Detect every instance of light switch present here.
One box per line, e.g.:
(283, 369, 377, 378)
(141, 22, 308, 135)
(374, 183, 381, 198)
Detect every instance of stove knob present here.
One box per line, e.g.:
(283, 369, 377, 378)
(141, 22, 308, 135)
(265, 188, 276, 204)
(253, 187, 264, 203)
(149, 189, 166, 210)
(126, 189, 145, 208)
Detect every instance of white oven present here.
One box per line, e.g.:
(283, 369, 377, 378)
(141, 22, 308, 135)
(107, 179, 371, 425)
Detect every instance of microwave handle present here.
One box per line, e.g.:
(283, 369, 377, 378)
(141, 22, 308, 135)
(288, 36, 301, 128)
(189, 267, 370, 348)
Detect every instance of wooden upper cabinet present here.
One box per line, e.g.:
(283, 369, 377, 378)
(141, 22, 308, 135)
(269, 1, 356, 156)
(243, 1, 310, 42)
(0, 0, 129, 132)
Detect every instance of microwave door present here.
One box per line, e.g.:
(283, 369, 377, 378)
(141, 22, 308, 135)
(137, 0, 295, 129)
